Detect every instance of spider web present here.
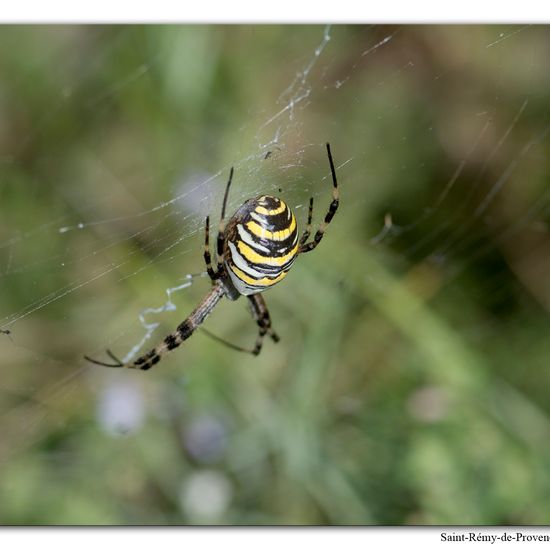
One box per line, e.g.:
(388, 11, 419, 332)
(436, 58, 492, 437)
(1, 24, 550, 523)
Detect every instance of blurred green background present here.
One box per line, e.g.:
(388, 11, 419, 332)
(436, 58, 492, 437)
(1, 25, 550, 525)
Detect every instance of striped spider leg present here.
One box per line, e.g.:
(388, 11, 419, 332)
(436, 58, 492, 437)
(298, 143, 340, 254)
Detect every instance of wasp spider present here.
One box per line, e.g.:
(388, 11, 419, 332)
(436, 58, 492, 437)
(85, 143, 339, 371)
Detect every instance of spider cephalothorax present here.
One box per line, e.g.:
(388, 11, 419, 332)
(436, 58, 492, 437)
(85, 143, 339, 371)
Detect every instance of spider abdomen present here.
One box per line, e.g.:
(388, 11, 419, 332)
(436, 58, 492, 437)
(224, 195, 298, 296)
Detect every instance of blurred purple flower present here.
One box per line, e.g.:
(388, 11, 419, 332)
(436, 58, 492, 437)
(183, 414, 228, 463)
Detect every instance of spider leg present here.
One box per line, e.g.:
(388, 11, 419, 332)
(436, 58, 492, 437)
(84, 283, 226, 371)
(198, 293, 278, 356)
(84, 349, 124, 368)
(299, 197, 314, 246)
(106, 349, 124, 364)
(216, 167, 234, 273)
(204, 216, 217, 281)
(248, 294, 279, 355)
(199, 327, 261, 355)
(199, 294, 279, 357)
(299, 143, 339, 254)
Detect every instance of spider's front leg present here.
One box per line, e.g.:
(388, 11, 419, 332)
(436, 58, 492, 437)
(204, 216, 218, 281)
(299, 197, 314, 247)
(299, 143, 339, 254)
(204, 167, 235, 282)
(216, 167, 234, 273)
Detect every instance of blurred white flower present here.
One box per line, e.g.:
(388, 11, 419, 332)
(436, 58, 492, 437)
(180, 470, 233, 522)
(96, 380, 145, 436)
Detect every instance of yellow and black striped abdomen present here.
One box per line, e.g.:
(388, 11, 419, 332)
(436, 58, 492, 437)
(224, 195, 298, 296)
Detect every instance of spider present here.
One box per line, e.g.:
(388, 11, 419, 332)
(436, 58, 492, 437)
(84, 143, 339, 371)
